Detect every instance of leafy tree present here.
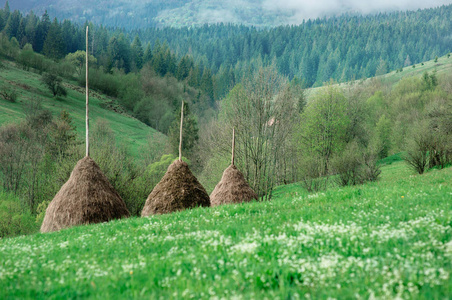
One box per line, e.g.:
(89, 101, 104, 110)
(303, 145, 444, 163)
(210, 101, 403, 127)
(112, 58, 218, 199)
(40, 73, 67, 97)
(47, 110, 78, 158)
(299, 85, 350, 175)
(65, 50, 97, 76)
(375, 114, 392, 159)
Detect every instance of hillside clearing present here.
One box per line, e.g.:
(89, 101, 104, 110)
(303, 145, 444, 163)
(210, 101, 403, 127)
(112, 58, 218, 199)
(0, 61, 165, 159)
(306, 54, 452, 100)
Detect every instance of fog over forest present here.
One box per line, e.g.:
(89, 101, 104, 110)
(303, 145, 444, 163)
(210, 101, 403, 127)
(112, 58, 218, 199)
(10, 0, 452, 28)
(262, 0, 452, 22)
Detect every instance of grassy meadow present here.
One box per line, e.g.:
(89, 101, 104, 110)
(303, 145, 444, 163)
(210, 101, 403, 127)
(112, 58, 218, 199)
(0, 61, 165, 158)
(0, 161, 450, 299)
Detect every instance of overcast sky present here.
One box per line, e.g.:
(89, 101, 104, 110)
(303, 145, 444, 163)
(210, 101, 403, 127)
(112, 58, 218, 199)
(262, 0, 452, 22)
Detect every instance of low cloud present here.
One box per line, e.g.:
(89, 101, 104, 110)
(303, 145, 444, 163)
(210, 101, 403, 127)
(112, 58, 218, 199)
(263, 0, 452, 23)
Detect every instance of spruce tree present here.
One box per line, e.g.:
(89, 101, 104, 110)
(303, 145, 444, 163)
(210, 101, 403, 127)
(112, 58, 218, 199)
(131, 35, 144, 70)
(168, 102, 199, 159)
(43, 18, 65, 59)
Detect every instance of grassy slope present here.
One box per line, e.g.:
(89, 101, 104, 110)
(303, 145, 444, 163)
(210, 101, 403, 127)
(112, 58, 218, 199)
(0, 162, 450, 299)
(306, 53, 452, 100)
(0, 61, 166, 158)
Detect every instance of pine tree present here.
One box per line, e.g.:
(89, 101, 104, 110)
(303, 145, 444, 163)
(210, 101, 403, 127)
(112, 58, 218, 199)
(176, 55, 193, 81)
(34, 10, 51, 53)
(143, 42, 152, 65)
(201, 67, 214, 101)
(43, 18, 66, 59)
(17, 18, 26, 47)
(4, 10, 20, 38)
(131, 35, 144, 70)
(2, 1, 10, 22)
(168, 102, 199, 159)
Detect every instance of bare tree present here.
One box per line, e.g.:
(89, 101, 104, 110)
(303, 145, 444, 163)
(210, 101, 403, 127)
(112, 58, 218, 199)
(215, 65, 298, 199)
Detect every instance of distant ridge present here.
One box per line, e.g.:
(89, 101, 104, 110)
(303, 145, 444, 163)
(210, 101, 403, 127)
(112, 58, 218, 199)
(10, 0, 452, 29)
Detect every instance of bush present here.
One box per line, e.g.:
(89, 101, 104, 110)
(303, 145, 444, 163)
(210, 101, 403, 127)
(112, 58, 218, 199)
(0, 192, 38, 238)
(52, 61, 76, 79)
(0, 85, 18, 102)
(35, 200, 50, 226)
(359, 147, 381, 182)
(78, 67, 120, 97)
(298, 156, 329, 192)
(331, 141, 381, 187)
(426, 100, 452, 169)
(41, 73, 67, 97)
(331, 142, 362, 186)
(403, 122, 430, 174)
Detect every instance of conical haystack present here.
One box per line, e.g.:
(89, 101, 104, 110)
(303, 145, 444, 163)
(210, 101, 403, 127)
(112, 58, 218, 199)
(41, 156, 130, 232)
(210, 164, 258, 206)
(141, 159, 210, 216)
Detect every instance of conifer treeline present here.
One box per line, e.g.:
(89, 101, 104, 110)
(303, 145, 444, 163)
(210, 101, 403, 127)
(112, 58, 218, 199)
(2, 2, 451, 99)
(0, 2, 215, 101)
(133, 5, 452, 90)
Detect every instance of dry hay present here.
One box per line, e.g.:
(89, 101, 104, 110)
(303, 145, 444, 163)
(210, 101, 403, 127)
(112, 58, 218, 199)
(40, 156, 130, 233)
(210, 164, 258, 206)
(141, 160, 210, 216)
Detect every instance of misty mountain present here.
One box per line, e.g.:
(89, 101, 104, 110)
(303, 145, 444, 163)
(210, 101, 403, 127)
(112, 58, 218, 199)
(10, 0, 452, 28)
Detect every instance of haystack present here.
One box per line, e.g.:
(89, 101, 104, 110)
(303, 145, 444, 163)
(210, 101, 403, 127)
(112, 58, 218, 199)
(41, 28, 130, 233)
(41, 156, 130, 232)
(141, 101, 210, 216)
(210, 164, 258, 206)
(141, 159, 210, 216)
(210, 128, 258, 206)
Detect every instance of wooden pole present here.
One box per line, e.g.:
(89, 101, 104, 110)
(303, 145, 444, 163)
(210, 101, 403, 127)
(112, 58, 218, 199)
(85, 26, 89, 157)
(179, 101, 184, 161)
(231, 128, 235, 165)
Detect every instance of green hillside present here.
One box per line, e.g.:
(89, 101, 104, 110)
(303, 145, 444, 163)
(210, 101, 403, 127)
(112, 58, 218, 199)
(0, 60, 166, 158)
(0, 161, 451, 298)
(306, 53, 452, 100)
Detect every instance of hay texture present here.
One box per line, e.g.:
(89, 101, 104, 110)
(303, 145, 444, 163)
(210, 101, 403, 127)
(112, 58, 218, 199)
(41, 156, 130, 233)
(210, 164, 258, 206)
(141, 160, 210, 216)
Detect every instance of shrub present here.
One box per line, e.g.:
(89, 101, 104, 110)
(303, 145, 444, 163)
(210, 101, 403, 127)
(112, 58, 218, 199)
(331, 141, 381, 187)
(359, 146, 381, 182)
(298, 156, 329, 192)
(0, 85, 18, 102)
(0, 192, 38, 238)
(78, 67, 120, 97)
(41, 73, 67, 97)
(330, 142, 362, 186)
(403, 122, 430, 174)
(35, 200, 50, 226)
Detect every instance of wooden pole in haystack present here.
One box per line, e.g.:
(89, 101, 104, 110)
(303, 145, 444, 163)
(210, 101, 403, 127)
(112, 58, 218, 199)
(231, 128, 235, 166)
(85, 26, 89, 157)
(179, 101, 184, 161)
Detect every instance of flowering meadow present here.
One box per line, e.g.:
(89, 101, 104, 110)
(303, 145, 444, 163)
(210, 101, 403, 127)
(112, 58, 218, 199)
(0, 163, 451, 299)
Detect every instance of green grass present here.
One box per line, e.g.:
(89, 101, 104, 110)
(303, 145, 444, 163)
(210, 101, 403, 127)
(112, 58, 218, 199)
(0, 162, 451, 299)
(0, 61, 166, 159)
